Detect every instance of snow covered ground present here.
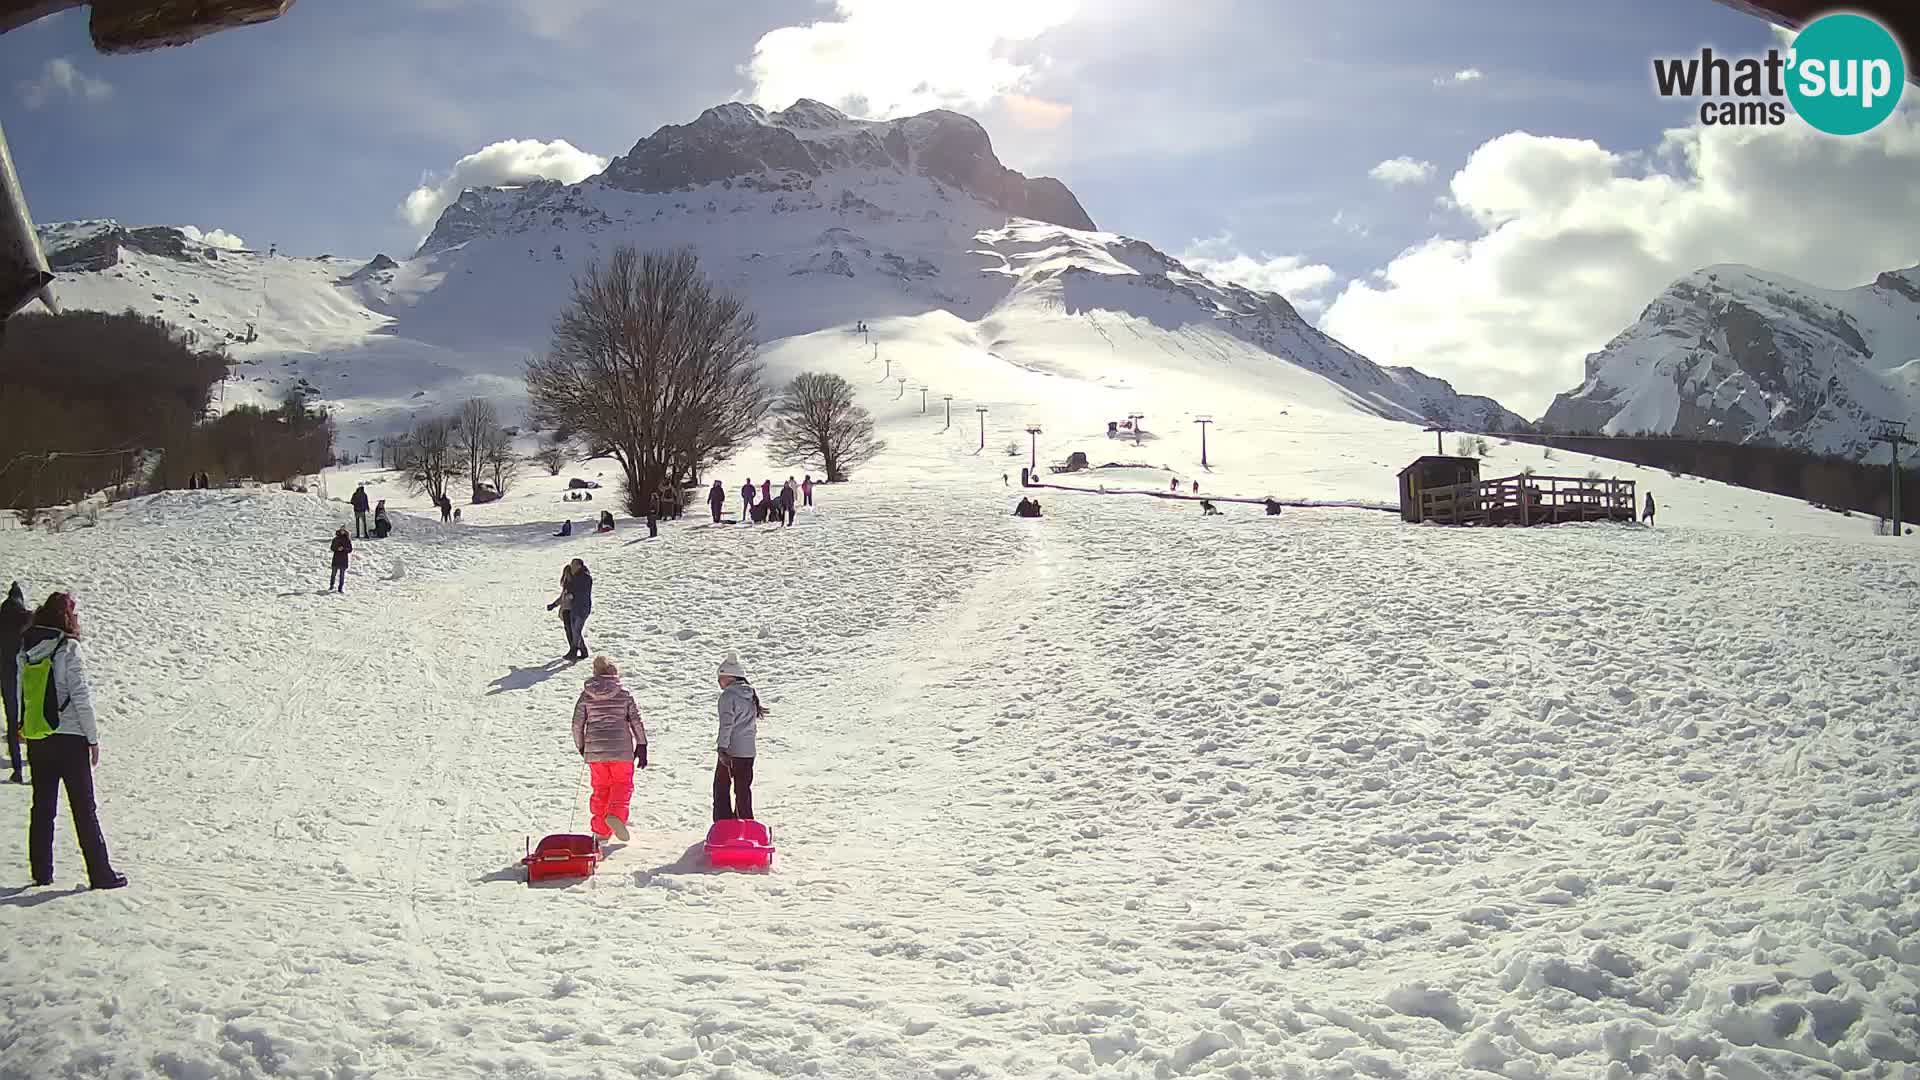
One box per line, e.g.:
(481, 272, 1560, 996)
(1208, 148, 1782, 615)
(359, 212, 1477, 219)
(2, 439, 1917, 1078)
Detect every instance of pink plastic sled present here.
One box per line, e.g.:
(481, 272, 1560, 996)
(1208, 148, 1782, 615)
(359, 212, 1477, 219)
(705, 820, 776, 870)
(524, 833, 601, 884)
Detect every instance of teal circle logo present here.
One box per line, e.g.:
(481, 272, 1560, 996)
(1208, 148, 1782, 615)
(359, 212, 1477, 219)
(1786, 13, 1906, 135)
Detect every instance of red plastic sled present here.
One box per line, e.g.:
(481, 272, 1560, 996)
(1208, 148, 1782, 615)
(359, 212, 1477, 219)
(705, 820, 776, 870)
(524, 833, 601, 884)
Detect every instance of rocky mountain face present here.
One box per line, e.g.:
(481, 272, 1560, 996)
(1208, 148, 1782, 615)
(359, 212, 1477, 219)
(41, 221, 229, 273)
(1542, 263, 1920, 458)
(597, 100, 1094, 233)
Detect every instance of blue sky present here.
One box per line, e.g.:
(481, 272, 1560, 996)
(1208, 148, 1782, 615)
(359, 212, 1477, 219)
(6, 0, 1917, 413)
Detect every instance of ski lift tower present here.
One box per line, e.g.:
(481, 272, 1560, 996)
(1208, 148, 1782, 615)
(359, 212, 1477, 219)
(942, 395, 953, 431)
(1025, 425, 1043, 471)
(1194, 415, 1213, 469)
(1870, 419, 1916, 536)
(1128, 412, 1145, 447)
(976, 406, 989, 452)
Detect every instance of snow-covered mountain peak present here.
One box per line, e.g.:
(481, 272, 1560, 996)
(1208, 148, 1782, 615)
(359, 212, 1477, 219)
(1543, 259, 1920, 457)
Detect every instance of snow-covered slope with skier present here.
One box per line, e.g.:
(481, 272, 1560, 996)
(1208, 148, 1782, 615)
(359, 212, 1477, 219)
(1542, 263, 1920, 458)
(35, 99, 1526, 462)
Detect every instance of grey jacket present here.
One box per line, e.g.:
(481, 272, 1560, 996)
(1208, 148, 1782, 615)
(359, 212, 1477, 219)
(18, 629, 99, 745)
(717, 679, 759, 758)
(572, 675, 645, 762)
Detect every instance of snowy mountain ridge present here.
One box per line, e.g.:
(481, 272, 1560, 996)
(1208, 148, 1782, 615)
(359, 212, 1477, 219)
(1542, 261, 1920, 458)
(35, 99, 1527, 450)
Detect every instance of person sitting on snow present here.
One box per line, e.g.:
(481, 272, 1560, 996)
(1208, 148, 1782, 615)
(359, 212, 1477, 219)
(555, 519, 573, 537)
(573, 655, 647, 845)
(372, 500, 392, 539)
(597, 510, 615, 533)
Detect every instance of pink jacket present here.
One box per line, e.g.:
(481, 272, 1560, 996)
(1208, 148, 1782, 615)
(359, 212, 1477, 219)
(572, 675, 646, 762)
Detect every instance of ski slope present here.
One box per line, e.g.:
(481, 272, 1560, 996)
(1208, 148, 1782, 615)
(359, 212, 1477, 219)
(1, 434, 1917, 1078)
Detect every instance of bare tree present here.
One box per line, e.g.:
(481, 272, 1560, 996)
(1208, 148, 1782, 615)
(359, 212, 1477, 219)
(484, 425, 522, 495)
(533, 440, 569, 476)
(526, 246, 768, 516)
(394, 416, 457, 505)
(453, 398, 499, 500)
(765, 372, 886, 483)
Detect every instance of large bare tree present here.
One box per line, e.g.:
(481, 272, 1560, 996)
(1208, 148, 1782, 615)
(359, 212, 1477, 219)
(483, 424, 521, 495)
(394, 415, 457, 505)
(765, 372, 886, 482)
(526, 246, 768, 515)
(452, 397, 499, 500)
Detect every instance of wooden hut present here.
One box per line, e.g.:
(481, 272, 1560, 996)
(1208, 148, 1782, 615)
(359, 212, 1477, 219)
(1398, 456, 1481, 523)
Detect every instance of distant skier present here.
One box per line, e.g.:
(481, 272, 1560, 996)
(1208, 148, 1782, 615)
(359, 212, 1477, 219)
(1643, 492, 1656, 525)
(781, 477, 797, 527)
(350, 485, 370, 538)
(20, 592, 128, 890)
(1, 582, 29, 784)
(1191, 481, 1199, 495)
(802, 475, 814, 507)
(573, 655, 647, 844)
(373, 500, 392, 539)
(329, 528, 352, 593)
(1170, 478, 1179, 493)
(714, 652, 765, 822)
(708, 480, 726, 523)
(740, 479, 755, 522)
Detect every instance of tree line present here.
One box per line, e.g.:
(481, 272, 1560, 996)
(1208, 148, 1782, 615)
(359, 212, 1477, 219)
(1510, 430, 1918, 526)
(0, 309, 331, 514)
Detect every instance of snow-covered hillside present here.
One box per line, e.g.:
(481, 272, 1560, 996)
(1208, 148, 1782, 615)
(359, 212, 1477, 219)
(1, 456, 1916, 1078)
(36, 100, 1526, 466)
(1543, 263, 1920, 459)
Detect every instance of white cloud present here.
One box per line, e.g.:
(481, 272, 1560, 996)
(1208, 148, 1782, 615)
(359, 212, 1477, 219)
(744, 0, 1079, 119)
(1369, 156, 1436, 186)
(17, 57, 112, 110)
(1179, 234, 1338, 318)
(1321, 107, 1920, 417)
(180, 226, 247, 250)
(400, 138, 610, 231)
(1434, 67, 1484, 86)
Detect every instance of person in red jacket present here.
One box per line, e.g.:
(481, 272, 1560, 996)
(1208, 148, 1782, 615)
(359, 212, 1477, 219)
(760, 478, 772, 506)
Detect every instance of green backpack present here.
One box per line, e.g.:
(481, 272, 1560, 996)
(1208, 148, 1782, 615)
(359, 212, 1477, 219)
(19, 634, 69, 741)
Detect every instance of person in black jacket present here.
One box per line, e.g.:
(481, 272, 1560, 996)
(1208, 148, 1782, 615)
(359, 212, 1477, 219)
(1, 582, 30, 783)
(707, 480, 726, 524)
(329, 528, 352, 593)
(547, 559, 594, 660)
(350, 484, 371, 538)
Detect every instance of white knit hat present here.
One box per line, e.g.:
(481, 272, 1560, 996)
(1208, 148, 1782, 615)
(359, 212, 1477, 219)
(717, 652, 747, 679)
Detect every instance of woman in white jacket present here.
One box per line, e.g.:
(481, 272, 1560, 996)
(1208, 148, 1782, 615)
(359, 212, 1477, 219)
(714, 652, 766, 822)
(19, 592, 126, 890)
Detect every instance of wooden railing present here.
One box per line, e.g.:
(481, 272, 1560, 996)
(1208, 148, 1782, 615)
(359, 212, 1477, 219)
(1420, 474, 1637, 526)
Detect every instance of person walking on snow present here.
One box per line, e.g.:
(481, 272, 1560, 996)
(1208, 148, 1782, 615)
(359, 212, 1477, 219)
(573, 655, 647, 844)
(802, 475, 814, 507)
(20, 592, 127, 890)
(2, 582, 30, 784)
(781, 477, 798, 527)
(438, 494, 453, 524)
(708, 480, 726, 523)
(1643, 492, 1656, 525)
(547, 558, 594, 660)
(714, 652, 766, 822)
(350, 484, 371, 538)
(329, 528, 352, 593)
(740, 479, 755, 522)
(549, 562, 576, 652)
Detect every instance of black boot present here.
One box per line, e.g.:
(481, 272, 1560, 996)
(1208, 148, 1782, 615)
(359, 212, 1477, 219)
(6, 769, 21, 785)
(92, 873, 128, 890)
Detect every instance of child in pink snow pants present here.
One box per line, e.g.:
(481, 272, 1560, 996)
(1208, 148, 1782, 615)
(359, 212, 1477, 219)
(572, 656, 647, 842)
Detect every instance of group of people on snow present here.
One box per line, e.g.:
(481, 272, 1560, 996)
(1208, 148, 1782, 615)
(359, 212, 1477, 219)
(711, 475, 812, 527)
(348, 484, 392, 540)
(3, 582, 128, 891)
(570, 647, 766, 842)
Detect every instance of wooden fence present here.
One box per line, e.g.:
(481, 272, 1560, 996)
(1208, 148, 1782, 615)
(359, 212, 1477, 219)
(1419, 474, 1637, 527)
